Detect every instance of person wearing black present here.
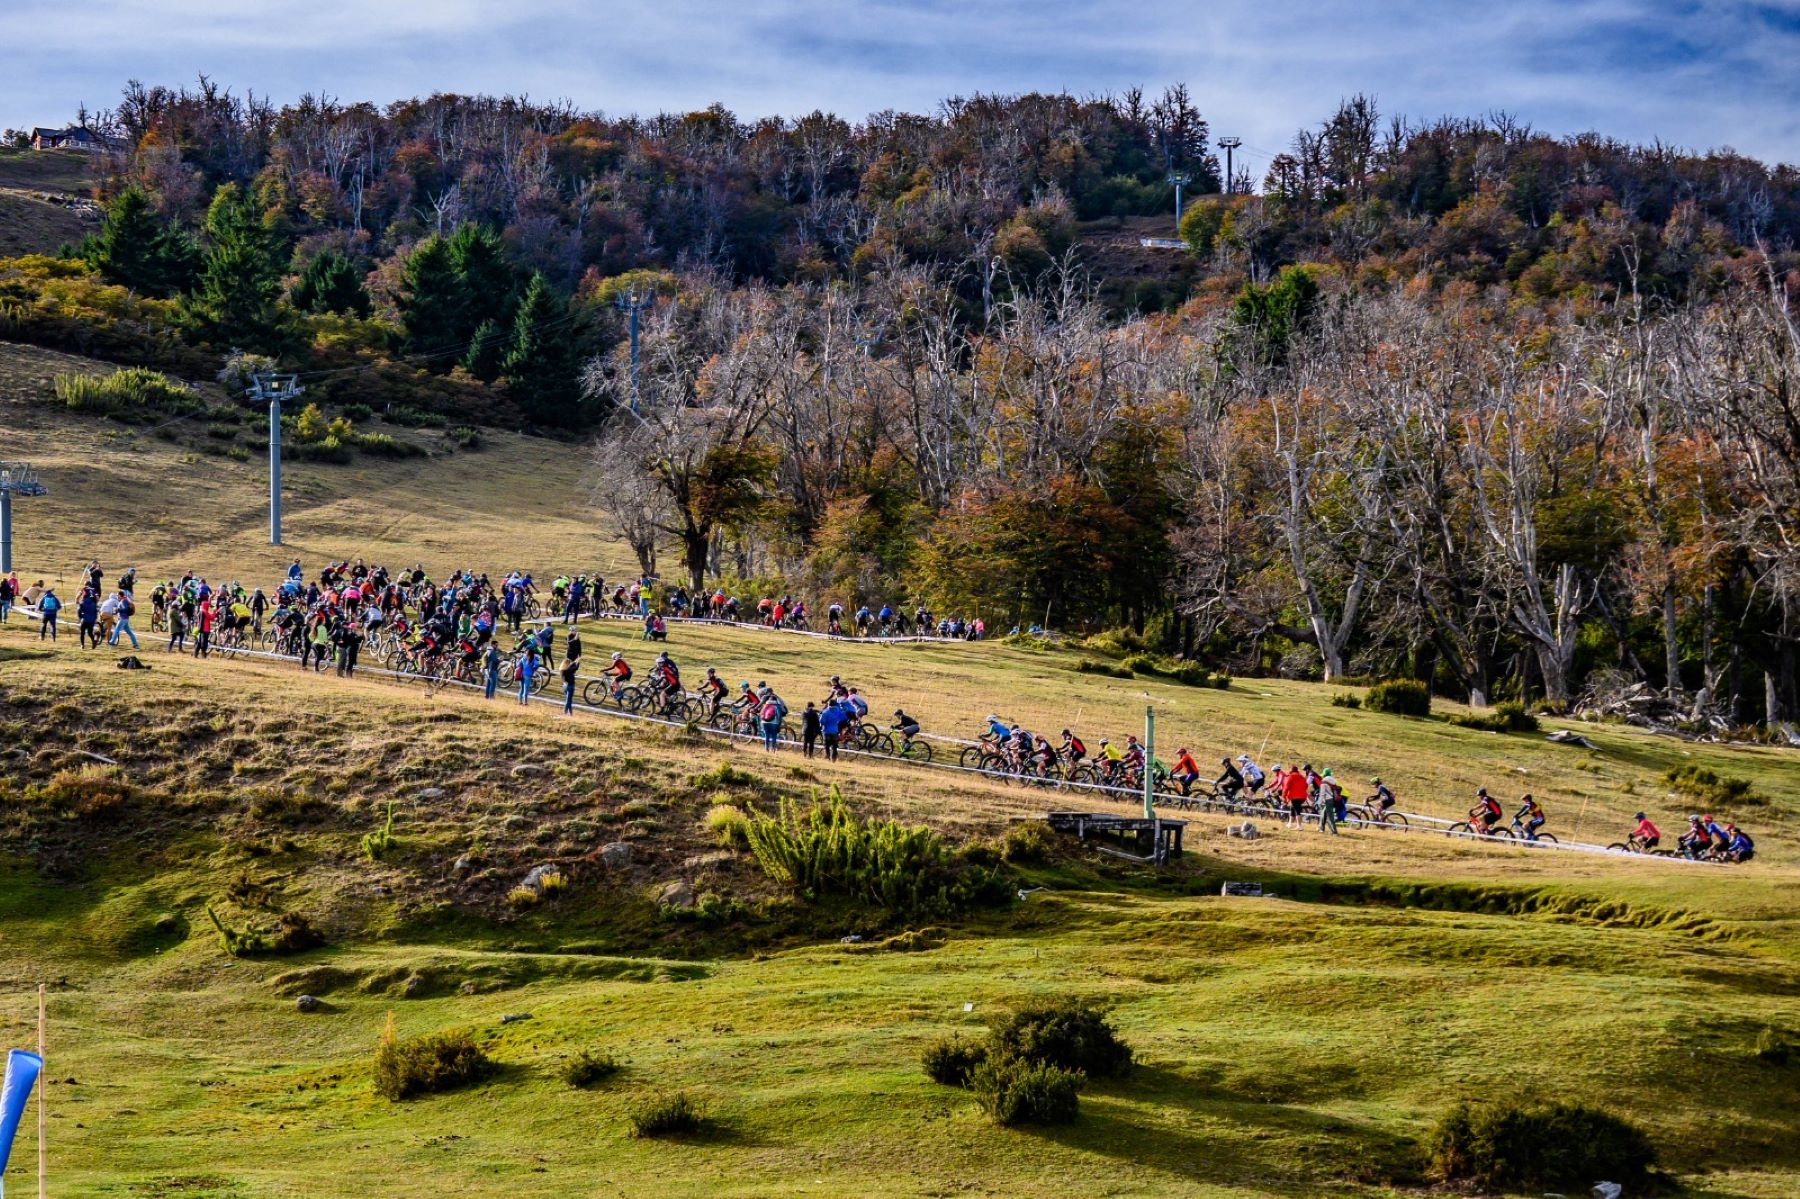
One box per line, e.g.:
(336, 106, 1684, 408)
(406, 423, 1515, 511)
(802, 702, 822, 758)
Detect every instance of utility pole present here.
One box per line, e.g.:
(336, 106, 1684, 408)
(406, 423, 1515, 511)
(1142, 705, 1156, 820)
(249, 373, 302, 545)
(1166, 168, 1191, 233)
(0, 461, 48, 574)
(1217, 136, 1242, 196)
(614, 288, 654, 415)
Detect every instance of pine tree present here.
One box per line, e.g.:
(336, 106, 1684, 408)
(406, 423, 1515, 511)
(461, 318, 505, 382)
(82, 187, 200, 297)
(181, 183, 288, 350)
(396, 235, 466, 361)
(290, 249, 371, 317)
(446, 223, 519, 344)
(500, 272, 583, 427)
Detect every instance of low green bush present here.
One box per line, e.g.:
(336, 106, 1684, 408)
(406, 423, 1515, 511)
(921, 1035, 987, 1087)
(987, 997, 1132, 1078)
(1664, 764, 1767, 809)
(1000, 821, 1054, 864)
(1081, 627, 1155, 658)
(705, 802, 751, 849)
(338, 402, 374, 421)
(1073, 658, 1132, 679)
(563, 1048, 622, 1087)
(1330, 692, 1362, 709)
(1428, 1100, 1656, 1191)
(387, 404, 448, 428)
(447, 425, 483, 449)
(351, 430, 425, 458)
(372, 1014, 496, 1101)
(1450, 700, 1540, 733)
(970, 1055, 1083, 1126)
(1365, 678, 1431, 717)
(55, 367, 202, 420)
(627, 1090, 706, 1137)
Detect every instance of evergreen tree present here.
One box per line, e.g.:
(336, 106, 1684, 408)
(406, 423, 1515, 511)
(461, 317, 506, 382)
(500, 272, 582, 427)
(446, 223, 519, 344)
(290, 249, 371, 317)
(181, 183, 288, 351)
(396, 235, 466, 361)
(81, 187, 200, 297)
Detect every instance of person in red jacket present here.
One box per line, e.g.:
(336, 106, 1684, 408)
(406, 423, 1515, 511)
(1170, 748, 1201, 796)
(1281, 763, 1311, 828)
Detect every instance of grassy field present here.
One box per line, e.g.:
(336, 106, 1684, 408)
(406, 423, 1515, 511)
(3, 618, 1799, 1197)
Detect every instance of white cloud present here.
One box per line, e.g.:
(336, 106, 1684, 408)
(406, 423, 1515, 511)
(1, 0, 1795, 164)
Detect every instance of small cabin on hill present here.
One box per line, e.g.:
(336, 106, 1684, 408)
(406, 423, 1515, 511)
(30, 126, 105, 152)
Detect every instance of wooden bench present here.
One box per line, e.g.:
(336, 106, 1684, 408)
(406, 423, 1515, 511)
(1045, 812, 1187, 864)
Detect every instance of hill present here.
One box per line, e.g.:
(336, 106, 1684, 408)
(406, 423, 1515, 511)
(2, 628, 1797, 1196)
(0, 146, 101, 257)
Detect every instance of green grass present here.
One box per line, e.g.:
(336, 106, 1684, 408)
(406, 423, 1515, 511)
(2, 626, 1798, 1195)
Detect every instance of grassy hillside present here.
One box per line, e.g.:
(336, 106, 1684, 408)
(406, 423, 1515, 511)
(0, 147, 101, 257)
(0, 341, 639, 584)
(3, 621, 1798, 1197)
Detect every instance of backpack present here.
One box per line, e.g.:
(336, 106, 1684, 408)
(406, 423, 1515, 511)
(122, 597, 136, 617)
(761, 701, 778, 722)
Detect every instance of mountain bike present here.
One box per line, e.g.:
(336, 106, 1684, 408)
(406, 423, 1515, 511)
(1345, 795, 1410, 829)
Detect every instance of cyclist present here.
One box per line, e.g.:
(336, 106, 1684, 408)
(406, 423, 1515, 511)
(699, 668, 728, 717)
(1514, 794, 1546, 840)
(1236, 754, 1266, 795)
(1724, 824, 1755, 863)
(892, 709, 922, 749)
(1213, 755, 1244, 800)
(854, 604, 872, 635)
(845, 687, 870, 719)
(1031, 733, 1060, 776)
(650, 652, 682, 713)
(1678, 815, 1708, 858)
(1469, 788, 1502, 834)
(1009, 724, 1034, 769)
(605, 651, 633, 700)
(1060, 729, 1087, 766)
(1123, 735, 1146, 773)
(1369, 776, 1397, 814)
(827, 602, 844, 635)
(1097, 738, 1127, 785)
(1169, 748, 1201, 796)
(1628, 811, 1660, 851)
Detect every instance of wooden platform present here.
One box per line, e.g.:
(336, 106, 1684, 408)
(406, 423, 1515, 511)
(1045, 811, 1187, 864)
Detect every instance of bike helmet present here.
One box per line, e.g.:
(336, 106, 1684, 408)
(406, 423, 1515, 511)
(894, 709, 905, 717)
(1371, 776, 1382, 785)
(830, 675, 841, 684)
(1633, 811, 1646, 821)
(1238, 754, 1251, 763)
(1061, 728, 1071, 737)
(739, 681, 751, 691)
(1688, 814, 1700, 822)
(987, 714, 1000, 724)
(611, 652, 623, 661)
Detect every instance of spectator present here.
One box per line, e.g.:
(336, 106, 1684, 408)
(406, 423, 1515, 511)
(483, 641, 501, 700)
(560, 653, 578, 715)
(0, 574, 13, 623)
(819, 699, 845, 761)
(802, 701, 821, 758)
(109, 589, 141, 650)
(78, 588, 100, 649)
(37, 586, 60, 641)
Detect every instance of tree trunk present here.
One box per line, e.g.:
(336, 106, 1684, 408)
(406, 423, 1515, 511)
(1662, 584, 1681, 697)
(683, 527, 708, 592)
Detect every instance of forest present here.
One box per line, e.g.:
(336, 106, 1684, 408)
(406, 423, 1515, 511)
(4, 81, 1800, 721)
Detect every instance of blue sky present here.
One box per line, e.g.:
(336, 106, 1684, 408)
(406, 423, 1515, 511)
(3, 0, 1797, 169)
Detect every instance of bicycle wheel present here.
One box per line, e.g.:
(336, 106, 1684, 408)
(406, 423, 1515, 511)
(1380, 812, 1408, 829)
(1606, 841, 1633, 853)
(1489, 826, 1515, 841)
(1066, 764, 1097, 787)
(582, 679, 608, 707)
(959, 746, 985, 768)
(1448, 821, 1475, 837)
(1532, 832, 1558, 846)
(1344, 805, 1372, 827)
(874, 732, 896, 755)
(905, 740, 934, 764)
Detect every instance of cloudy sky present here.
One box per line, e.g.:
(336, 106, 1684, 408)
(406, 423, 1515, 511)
(4, 0, 1798, 169)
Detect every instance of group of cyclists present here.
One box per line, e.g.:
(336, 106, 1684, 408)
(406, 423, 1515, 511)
(6, 555, 1766, 863)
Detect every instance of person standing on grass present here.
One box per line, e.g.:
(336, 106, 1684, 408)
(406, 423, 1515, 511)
(36, 586, 60, 641)
(1282, 763, 1310, 829)
(517, 642, 538, 704)
(560, 653, 578, 715)
(77, 588, 100, 649)
(167, 600, 188, 652)
(194, 598, 214, 658)
(760, 693, 782, 751)
(307, 615, 331, 671)
(802, 701, 821, 757)
(565, 628, 582, 675)
(1316, 769, 1340, 835)
(483, 640, 501, 699)
(819, 699, 844, 761)
(109, 589, 140, 650)
(0, 574, 13, 623)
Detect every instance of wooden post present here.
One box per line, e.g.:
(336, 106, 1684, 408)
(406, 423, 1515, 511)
(37, 983, 45, 1199)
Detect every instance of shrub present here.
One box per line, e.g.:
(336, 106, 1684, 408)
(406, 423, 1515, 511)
(373, 1013, 496, 1101)
(537, 869, 568, 896)
(1754, 1026, 1792, 1064)
(31, 765, 132, 819)
(1073, 658, 1132, 679)
(1365, 678, 1432, 717)
(447, 425, 483, 449)
(338, 402, 374, 421)
(205, 906, 319, 956)
(55, 367, 201, 420)
(987, 997, 1132, 1079)
(268, 911, 322, 954)
(361, 799, 399, 861)
(921, 1035, 988, 1087)
(1428, 1100, 1656, 1191)
(205, 905, 266, 956)
(387, 404, 448, 428)
(1330, 692, 1362, 709)
(627, 1090, 706, 1137)
(351, 430, 425, 458)
(563, 1048, 622, 1087)
(1081, 627, 1155, 658)
(506, 886, 542, 908)
(970, 1055, 1083, 1126)
(1000, 821, 1054, 864)
(743, 786, 1008, 917)
(705, 803, 751, 849)
(1450, 700, 1540, 733)
(1123, 654, 1211, 686)
(1663, 764, 1767, 809)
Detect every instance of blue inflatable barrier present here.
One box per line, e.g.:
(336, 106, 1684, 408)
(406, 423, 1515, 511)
(0, 1049, 42, 1196)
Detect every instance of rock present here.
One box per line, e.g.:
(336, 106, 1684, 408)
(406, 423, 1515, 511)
(1227, 821, 1259, 840)
(416, 787, 448, 801)
(1545, 729, 1597, 749)
(451, 855, 474, 878)
(500, 1012, 532, 1025)
(510, 764, 547, 778)
(458, 981, 479, 996)
(681, 850, 734, 871)
(522, 864, 560, 890)
(657, 880, 695, 909)
(598, 842, 632, 870)
(401, 975, 425, 998)
(295, 995, 320, 1013)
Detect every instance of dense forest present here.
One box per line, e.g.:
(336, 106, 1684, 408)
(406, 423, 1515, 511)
(4, 81, 1800, 722)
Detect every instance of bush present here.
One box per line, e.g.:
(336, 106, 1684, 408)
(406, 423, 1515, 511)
(1073, 658, 1132, 679)
(971, 1055, 1083, 1126)
(30, 765, 133, 819)
(361, 799, 399, 861)
(387, 404, 448, 428)
(1330, 692, 1362, 709)
(562, 1048, 622, 1087)
(1123, 654, 1210, 686)
(447, 425, 483, 449)
(627, 1090, 706, 1138)
(1754, 1026, 1792, 1064)
(373, 1013, 496, 1101)
(705, 803, 751, 849)
(506, 886, 542, 908)
(921, 1035, 988, 1087)
(350, 430, 425, 458)
(1663, 764, 1767, 809)
(55, 367, 201, 420)
(743, 786, 1008, 917)
(1450, 700, 1540, 733)
(987, 997, 1132, 1079)
(338, 402, 374, 421)
(1428, 1100, 1656, 1191)
(1081, 627, 1155, 658)
(1365, 678, 1432, 717)
(1000, 821, 1054, 864)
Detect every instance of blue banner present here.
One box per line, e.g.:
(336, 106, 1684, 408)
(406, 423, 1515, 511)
(0, 1049, 42, 1184)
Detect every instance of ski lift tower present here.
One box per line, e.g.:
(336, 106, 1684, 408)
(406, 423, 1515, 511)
(0, 461, 47, 574)
(248, 373, 303, 545)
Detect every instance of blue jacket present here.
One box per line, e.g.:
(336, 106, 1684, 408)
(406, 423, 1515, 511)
(819, 706, 846, 736)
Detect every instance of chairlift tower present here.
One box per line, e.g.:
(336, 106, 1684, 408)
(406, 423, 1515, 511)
(0, 461, 47, 574)
(248, 373, 303, 545)
(614, 288, 655, 415)
(1217, 136, 1242, 196)
(1166, 168, 1191, 233)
